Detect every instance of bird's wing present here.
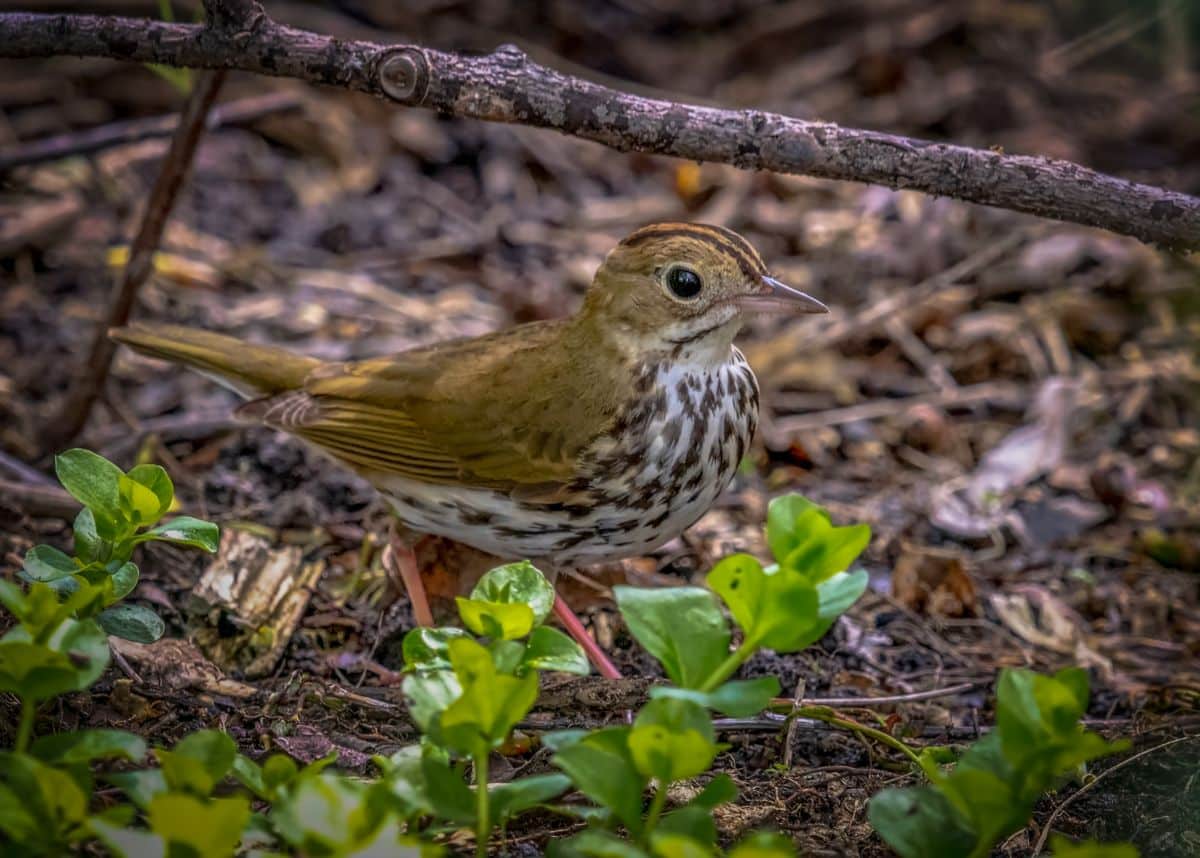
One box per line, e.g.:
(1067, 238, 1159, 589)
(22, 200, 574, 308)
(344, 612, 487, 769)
(241, 321, 622, 490)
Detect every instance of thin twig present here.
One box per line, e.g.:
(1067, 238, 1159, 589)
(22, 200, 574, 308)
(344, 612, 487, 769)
(769, 680, 981, 711)
(806, 229, 1033, 352)
(42, 70, 227, 453)
(0, 90, 301, 173)
(1030, 734, 1198, 854)
(0, 477, 79, 519)
(767, 381, 1027, 440)
(0, 14, 1197, 248)
(0, 450, 53, 486)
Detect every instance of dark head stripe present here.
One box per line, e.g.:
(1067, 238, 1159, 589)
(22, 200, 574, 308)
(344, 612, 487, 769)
(621, 223, 766, 278)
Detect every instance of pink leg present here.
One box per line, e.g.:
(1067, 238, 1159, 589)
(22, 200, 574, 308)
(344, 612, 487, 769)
(553, 591, 621, 679)
(383, 535, 435, 627)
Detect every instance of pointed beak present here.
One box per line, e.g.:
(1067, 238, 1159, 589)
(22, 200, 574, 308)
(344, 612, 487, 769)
(738, 275, 829, 314)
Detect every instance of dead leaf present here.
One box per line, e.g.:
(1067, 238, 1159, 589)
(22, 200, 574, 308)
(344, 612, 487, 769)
(891, 543, 977, 617)
(989, 585, 1111, 676)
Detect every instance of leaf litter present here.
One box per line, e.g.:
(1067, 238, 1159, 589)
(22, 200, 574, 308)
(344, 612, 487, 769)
(1, 1, 1199, 854)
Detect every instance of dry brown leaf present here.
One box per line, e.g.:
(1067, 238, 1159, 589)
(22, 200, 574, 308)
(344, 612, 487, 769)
(891, 543, 978, 617)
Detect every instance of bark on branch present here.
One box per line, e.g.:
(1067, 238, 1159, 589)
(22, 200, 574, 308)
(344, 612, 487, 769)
(1, 8, 1197, 250)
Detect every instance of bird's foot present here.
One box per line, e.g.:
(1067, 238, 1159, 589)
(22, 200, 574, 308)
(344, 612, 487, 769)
(383, 532, 435, 627)
(552, 591, 622, 679)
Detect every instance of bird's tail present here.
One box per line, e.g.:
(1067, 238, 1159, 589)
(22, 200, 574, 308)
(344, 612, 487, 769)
(110, 323, 320, 399)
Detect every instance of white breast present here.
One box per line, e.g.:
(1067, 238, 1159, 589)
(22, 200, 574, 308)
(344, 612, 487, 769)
(376, 348, 759, 564)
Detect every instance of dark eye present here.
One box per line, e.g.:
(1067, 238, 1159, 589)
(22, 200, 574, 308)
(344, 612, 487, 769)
(665, 265, 703, 299)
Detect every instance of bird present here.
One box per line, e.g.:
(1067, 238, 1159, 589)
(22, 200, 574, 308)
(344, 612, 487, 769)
(110, 222, 827, 677)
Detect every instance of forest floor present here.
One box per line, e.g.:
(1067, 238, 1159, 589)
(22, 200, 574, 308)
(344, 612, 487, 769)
(1, 1, 1199, 855)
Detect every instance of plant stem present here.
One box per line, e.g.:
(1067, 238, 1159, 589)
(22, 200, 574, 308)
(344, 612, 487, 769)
(792, 705, 922, 767)
(699, 639, 758, 693)
(642, 782, 669, 842)
(15, 698, 35, 752)
(474, 751, 490, 858)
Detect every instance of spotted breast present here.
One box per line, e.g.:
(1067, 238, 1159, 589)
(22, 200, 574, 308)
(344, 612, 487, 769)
(375, 347, 759, 564)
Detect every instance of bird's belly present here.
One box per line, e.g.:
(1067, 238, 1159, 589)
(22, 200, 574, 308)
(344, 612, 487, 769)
(377, 354, 759, 564)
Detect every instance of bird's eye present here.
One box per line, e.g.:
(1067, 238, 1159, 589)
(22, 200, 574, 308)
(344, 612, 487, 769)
(665, 265, 703, 300)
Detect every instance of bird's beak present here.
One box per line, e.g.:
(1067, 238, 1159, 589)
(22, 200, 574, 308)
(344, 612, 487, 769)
(738, 275, 829, 314)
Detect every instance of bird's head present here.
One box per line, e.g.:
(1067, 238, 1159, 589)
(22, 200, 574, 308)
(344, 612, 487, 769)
(582, 222, 827, 362)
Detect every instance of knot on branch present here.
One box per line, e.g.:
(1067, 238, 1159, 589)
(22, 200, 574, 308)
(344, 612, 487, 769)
(202, 0, 266, 34)
(377, 47, 431, 105)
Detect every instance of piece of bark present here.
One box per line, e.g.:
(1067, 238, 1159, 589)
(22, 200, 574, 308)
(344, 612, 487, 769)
(189, 527, 324, 678)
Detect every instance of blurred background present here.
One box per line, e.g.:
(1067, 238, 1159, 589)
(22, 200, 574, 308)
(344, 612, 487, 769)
(1, 1, 1198, 854)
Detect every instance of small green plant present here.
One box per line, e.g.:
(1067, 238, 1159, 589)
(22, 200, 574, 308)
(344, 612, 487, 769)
(2, 448, 217, 759)
(400, 561, 589, 858)
(540, 494, 870, 856)
(20, 448, 218, 643)
(0, 482, 1142, 856)
(868, 668, 1132, 858)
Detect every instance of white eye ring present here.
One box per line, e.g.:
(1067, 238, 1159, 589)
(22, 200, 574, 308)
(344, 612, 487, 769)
(663, 264, 703, 300)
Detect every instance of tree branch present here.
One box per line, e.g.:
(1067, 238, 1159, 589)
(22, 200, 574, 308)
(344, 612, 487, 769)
(0, 10, 1197, 250)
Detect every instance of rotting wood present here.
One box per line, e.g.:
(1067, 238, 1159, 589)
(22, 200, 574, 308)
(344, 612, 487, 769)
(189, 526, 325, 678)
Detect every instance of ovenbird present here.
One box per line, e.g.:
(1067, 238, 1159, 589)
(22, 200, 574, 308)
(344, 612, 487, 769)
(111, 222, 826, 676)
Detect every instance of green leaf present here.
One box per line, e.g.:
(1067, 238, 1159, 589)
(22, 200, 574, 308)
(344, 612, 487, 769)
(817, 569, 869, 622)
(142, 516, 220, 552)
(269, 772, 396, 852)
(125, 464, 173, 523)
(490, 773, 572, 821)
(767, 495, 871, 583)
(471, 560, 556, 625)
(418, 749, 476, 825)
(374, 745, 435, 819)
(31, 729, 146, 765)
(110, 561, 140, 602)
(614, 586, 729, 689)
(658, 803, 718, 846)
(766, 495, 820, 566)
(402, 626, 471, 672)
(782, 508, 871, 583)
(154, 729, 238, 796)
(549, 828, 652, 858)
(728, 831, 799, 858)
(867, 785, 978, 858)
(106, 769, 168, 811)
(438, 638, 539, 756)
(55, 449, 124, 536)
(22, 545, 78, 582)
(146, 793, 249, 857)
(97, 603, 165, 643)
(689, 773, 737, 809)
(551, 726, 646, 835)
(230, 755, 269, 800)
(401, 669, 462, 733)
(521, 625, 591, 675)
(541, 729, 589, 752)
(649, 831, 712, 858)
(0, 752, 90, 851)
(0, 578, 27, 616)
(649, 676, 781, 717)
(265, 752, 303, 788)
(707, 554, 822, 652)
(456, 596, 537, 640)
(0, 616, 110, 701)
(90, 818, 167, 858)
(73, 508, 104, 564)
(628, 697, 719, 783)
(1049, 836, 1140, 858)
